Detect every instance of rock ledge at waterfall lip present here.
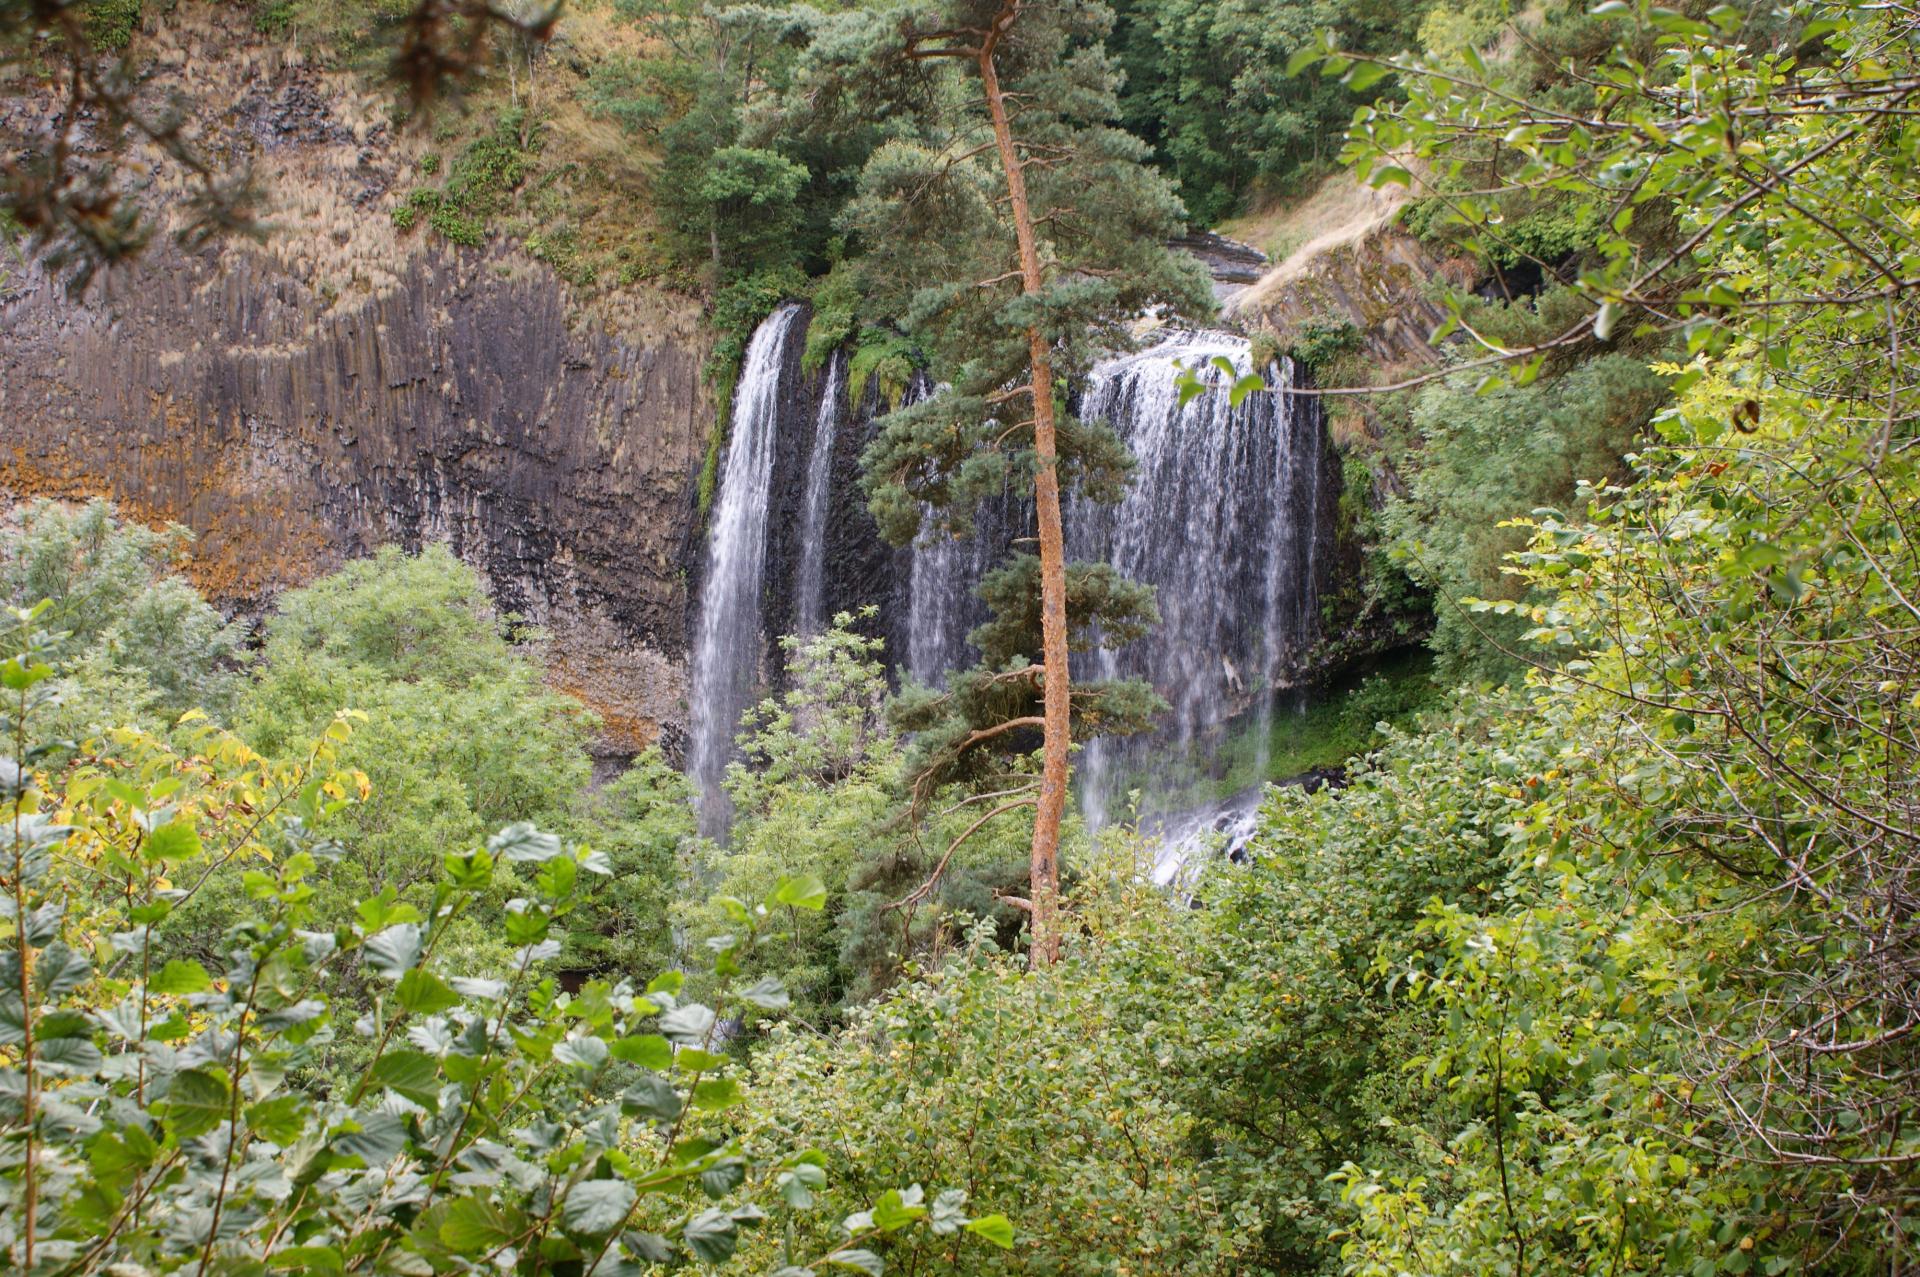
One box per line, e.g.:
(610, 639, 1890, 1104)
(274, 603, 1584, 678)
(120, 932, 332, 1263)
(1170, 231, 1272, 285)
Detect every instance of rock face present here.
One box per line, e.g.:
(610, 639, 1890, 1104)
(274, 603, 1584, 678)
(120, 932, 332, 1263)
(0, 1, 716, 753)
(1223, 176, 1464, 371)
(1168, 232, 1269, 304)
(1231, 228, 1454, 369)
(0, 240, 713, 748)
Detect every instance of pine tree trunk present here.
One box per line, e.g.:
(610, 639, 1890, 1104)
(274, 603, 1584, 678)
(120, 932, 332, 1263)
(979, 4, 1067, 968)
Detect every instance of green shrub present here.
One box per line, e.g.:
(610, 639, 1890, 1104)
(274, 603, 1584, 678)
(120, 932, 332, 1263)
(428, 205, 485, 247)
(580, 55, 669, 134)
(0, 605, 1014, 1272)
(1381, 353, 1667, 681)
(398, 111, 536, 250)
(742, 876, 1252, 1276)
(0, 499, 245, 733)
(251, 0, 297, 34)
(83, 0, 141, 49)
(1288, 319, 1363, 375)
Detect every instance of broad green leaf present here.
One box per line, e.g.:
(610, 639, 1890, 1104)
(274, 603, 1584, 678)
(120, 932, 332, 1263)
(564, 1179, 637, 1235)
(166, 1067, 232, 1138)
(738, 976, 790, 1011)
(150, 959, 213, 995)
(622, 1073, 684, 1122)
(269, 1245, 345, 1274)
(769, 874, 828, 911)
(554, 1036, 611, 1070)
(872, 1186, 927, 1232)
(34, 942, 90, 998)
(929, 1188, 968, 1234)
(659, 1002, 716, 1045)
(257, 999, 327, 1032)
(144, 820, 203, 863)
(247, 1094, 308, 1145)
(823, 1248, 884, 1276)
(681, 1209, 739, 1264)
(779, 1162, 828, 1208)
(966, 1215, 1014, 1249)
(489, 822, 563, 863)
(691, 1077, 743, 1112)
(332, 1111, 407, 1165)
(439, 1196, 525, 1254)
(370, 1050, 442, 1108)
(610, 1034, 672, 1068)
(1284, 44, 1323, 76)
(362, 924, 423, 980)
(37, 1034, 103, 1074)
(443, 849, 494, 889)
(1344, 60, 1390, 91)
(396, 968, 460, 1015)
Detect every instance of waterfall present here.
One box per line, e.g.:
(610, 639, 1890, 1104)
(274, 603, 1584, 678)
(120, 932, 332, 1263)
(1071, 329, 1321, 828)
(907, 528, 966, 684)
(688, 315, 1325, 861)
(891, 327, 1323, 827)
(688, 302, 807, 836)
(907, 512, 1004, 686)
(794, 351, 845, 636)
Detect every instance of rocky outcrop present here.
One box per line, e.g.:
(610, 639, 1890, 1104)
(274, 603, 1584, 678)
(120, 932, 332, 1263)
(0, 8, 714, 751)
(0, 240, 712, 748)
(1223, 176, 1466, 371)
(1169, 232, 1269, 304)
(1232, 228, 1454, 370)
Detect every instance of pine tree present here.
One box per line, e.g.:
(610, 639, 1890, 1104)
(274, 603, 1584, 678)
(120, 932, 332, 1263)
(792, 0, 1211, 963)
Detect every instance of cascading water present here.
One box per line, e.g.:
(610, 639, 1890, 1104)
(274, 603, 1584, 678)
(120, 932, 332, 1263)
(894, 326, 1326, 845)
(688, 311, 1326, 876)
(688, 302, 807, 836)
(907, 514, 1007, 686)
(793, 351, 845, 636)
(1070, 330, 1323, 830)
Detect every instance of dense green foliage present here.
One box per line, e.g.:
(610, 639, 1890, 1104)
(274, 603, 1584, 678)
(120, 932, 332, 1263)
(1382, 352, 1668, 679)
(687, 615, 1032, 1026)
(0, 531, 1015, 1274)
(0, 500, 246, 735)
(10, 0, 1920, 1274)
(1109, 0, 1431, 222)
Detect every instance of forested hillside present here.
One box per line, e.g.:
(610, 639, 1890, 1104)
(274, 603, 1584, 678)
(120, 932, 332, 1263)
(2, 0, 1917, 1273)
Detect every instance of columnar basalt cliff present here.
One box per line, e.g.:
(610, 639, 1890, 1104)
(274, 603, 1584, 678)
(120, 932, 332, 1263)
(1, 240, 712, 747)
(0, 7, 715, 750)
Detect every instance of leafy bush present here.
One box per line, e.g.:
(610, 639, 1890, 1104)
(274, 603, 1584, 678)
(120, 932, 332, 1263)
(0, 604, 1014, 1274)
(399, 112, 536, 249)
(580, 56, 669, 134)
(1381, 353, 1667, 681)
(562, 751, 690, 978)
(687, 615, 1029, 1025)
(0, 500, 245, 733)
(1163, 693, 1519, 1271)
(231, 546, 602, 948)
(1287, 318, 1362, 375)
(743, 875, 1251, 1277)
